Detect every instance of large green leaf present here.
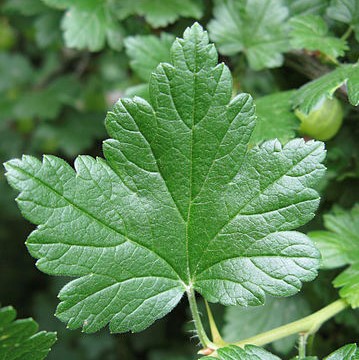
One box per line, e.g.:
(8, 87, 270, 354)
(309, 205, 359, 308)
(292, 62, 359, 114)
(4, 24, 325, 334)
(289, 15, 348, 59)
(205, 345, 280, 360)
(327, 0, 359, 41)
(208, 0, 290, 70)
(0, 306, 56, 360)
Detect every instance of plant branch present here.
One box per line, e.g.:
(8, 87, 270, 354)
(187, 287, 217, 351)
(229, 298, 348, 348)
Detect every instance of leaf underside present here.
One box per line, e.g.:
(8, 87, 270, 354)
(4, 24, 325, 334)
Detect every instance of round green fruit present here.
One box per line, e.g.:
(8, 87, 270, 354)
(295, 97, 343, 141)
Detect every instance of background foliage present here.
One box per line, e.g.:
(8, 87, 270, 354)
(0, 0, 358, 359)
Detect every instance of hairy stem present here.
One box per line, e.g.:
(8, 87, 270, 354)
(298, 333, 308, 359)
(231, 299, 348, 348)
(187, 287, 217, 350)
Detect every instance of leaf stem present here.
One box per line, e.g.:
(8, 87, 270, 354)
(298, 332, 308, 359)
(341, 26, 353, 41)
(187, 287, 217, 350)
(231, 298, 348, 348)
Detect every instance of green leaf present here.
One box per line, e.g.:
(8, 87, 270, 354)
(205, 345, 280, 360)
(41, 0, 73, 9)
(208, 0, 290, 70)
(309, 205, 359, 308)
(327, 0, 359, 41)
(324, 343, 358, 359)
(0, 305, 56, 360)
(289, 15, 348, 59)
(223, 295, 310, 354)
(4, 24, 325, 334)
(13, 76, 81, 120)
(60, 0, 123, 51)
(285, 0, 330, 16)
(125, 33, 175, 82)
(112, 0, 203, 28)
(292, 62, 359, 114)
(250, 91, 299, 145)
(4, 0, 48, 16)
(310, 205, 359, 269)
(334, 264, 359, 308)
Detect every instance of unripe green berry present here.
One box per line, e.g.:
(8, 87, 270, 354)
(295, 97, 343, 141)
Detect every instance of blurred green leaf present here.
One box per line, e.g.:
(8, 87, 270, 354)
(222, 296, 310, 354)
(113, 0, 203, 27)
(0, 305, 56, 360)
(309, 205, 359, 308)
(125, 33, 174, 82)
(289, 15, 348, 59)
(285, 0, 330, 16)
(208, 0, 290, 70)
(327, 0, 359, 41)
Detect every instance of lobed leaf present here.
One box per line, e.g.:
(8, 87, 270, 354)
(208, 0, 290, 70)
(289, 15, 348, 59)
(0, 305, 56, 360)
(4, 24, 325, 333)
(112, 0, 203, 28)
(125, 33, 174, 82)
(292, 62, 359, 114)
(327, 0, 359, 41)
(309, 205, 359, 308)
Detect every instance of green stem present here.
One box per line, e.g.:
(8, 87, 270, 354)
(231, 299, 348, 348)
(341, 26, 353, 41)
(298, 333, 308, 359)
(187, 287, 217, 350)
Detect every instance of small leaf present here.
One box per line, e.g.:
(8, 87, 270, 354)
(324, 343, 358, 360)
(327, 0, 359, 41)
(292, 62, 359, 114)
(310, 205, 359, 269)
(334, 264, 359, 308)
(309, 205, 359, 308)
(0, 305, 56, 360)
(205, 345, 281, 359)
(125, 33, 174, 82)
(4, 24, 325, 334)
(113, 0, 203, 27)
(289, 15, 348, 59)
(251, 91, 299, 145)
(208, 0, 290, 70)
